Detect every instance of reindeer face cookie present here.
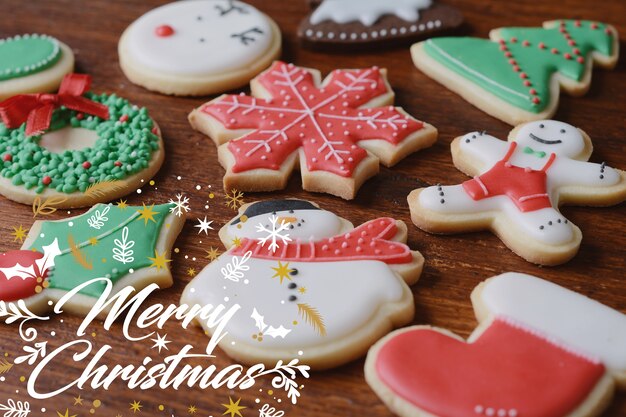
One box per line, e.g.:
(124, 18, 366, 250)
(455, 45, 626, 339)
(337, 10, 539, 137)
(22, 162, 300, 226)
(181, 199, 424, 369)
(408, 120, 626, 265)
(189, 61, 437, 199)
(365, 273, 626, 417)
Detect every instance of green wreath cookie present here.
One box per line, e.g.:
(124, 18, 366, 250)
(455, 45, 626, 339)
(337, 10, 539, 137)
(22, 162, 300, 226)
(0, 74, 164, 208)
(0, 34, 75, 100)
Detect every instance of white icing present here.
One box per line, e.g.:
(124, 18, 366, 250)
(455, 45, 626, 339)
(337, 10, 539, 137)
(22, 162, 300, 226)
(418, 120, 621, 245)
(226, 209, 344, 241)
(310, 0, 432, 27)
(481, 273, 626, 372)
(184, 254, 405, 348)
(126, 0, 273, 75)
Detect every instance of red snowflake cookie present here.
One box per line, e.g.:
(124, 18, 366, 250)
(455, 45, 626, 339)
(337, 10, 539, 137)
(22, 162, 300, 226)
(189, 61, 437, 199)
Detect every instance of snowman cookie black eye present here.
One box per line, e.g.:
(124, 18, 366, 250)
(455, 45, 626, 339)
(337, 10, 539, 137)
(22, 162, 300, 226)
(539, 124, 545, 128)
(560, 129, 566, 133)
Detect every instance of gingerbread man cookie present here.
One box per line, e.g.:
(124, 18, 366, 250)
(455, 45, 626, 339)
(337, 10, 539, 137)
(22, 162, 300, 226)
(411, 20, 619, 125)
(189, 61, 437, 199)
(0, 74, 164, 208)
(366, 272, 626, 417)
(118, 0, 281, 96)
(408, 120, 626, 265)
(1, 202, 185, 315)
(0, 34, 74, 100)
(181, 199, 424, 369)
(298, 0, 463, 50)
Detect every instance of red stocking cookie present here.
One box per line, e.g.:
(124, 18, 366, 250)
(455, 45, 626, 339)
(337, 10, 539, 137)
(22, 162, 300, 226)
(365, 272, 626, 417)
(408, 120, 626, 265)
(189, 61, 437, 199)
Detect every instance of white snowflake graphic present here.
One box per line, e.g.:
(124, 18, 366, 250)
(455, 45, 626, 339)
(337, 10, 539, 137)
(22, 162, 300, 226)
(256, 215, 292, 253)
(168, 193, 190, 217)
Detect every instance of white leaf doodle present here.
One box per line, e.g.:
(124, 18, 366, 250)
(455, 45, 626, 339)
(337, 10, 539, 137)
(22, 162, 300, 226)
(257, 359, 310, 404)
(256, 215, 292, 253)
(0, 399, 30, 417)
(14, 341, 47, 366)
(87, 205, 110, 230)
(0, 300, 49, 342)
(0, 238, 60, 281)
(221, 251, 252, 282)
(259, 403, 285, 417)
(112, 226, 135, 264)
(251, 308, 291, 339)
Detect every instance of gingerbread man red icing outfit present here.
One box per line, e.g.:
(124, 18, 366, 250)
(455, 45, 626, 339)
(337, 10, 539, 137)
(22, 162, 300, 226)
(181, 199, 424, 369)
(408, 120, 626, 265)
(189, 61, 437, 199)
(365, 273, 626, 417)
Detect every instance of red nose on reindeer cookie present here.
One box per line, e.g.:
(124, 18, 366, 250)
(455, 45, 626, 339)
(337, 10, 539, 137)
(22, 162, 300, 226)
(365, 273, 626, 417)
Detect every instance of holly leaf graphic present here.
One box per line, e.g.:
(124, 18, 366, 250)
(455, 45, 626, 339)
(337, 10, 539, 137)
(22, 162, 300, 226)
(251, 308, 267, 332)
(34, 238, 61, 275)
(264, 325, 291, 339)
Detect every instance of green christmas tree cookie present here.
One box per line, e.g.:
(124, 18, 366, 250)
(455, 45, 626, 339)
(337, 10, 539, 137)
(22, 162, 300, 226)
(411, 20, 619, 125)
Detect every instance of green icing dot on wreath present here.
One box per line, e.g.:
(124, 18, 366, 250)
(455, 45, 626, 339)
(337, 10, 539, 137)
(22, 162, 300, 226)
(0, 92, 159, 195)
(0, 34, 62, 81)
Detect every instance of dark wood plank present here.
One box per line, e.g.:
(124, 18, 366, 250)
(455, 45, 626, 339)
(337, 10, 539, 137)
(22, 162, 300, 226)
(0, 0, 624, 415)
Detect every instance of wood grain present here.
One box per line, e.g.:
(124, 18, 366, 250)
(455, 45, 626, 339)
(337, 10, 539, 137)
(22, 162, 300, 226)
(0, 0, 624, 415)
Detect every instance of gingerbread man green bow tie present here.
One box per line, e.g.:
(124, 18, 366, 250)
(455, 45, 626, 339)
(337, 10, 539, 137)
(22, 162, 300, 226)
(523, 146, 547, 158)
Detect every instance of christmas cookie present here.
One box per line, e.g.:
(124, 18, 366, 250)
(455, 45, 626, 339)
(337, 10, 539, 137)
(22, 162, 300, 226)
(181, 199, 424, 369)
(0, 34, 74, 101)
(118, 0, 282, 96)
(411, 20, 619, 125)
(365, 272, 626, 417)
(0, 74, 164, 208)
(299, 0, 463, 50)
(189, 61, 438, 199)
(3, 202, 186, 316)
(408, 120, 626, 265)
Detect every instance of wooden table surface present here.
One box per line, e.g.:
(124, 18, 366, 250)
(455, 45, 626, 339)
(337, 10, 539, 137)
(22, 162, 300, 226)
(1, 0, 625, 416)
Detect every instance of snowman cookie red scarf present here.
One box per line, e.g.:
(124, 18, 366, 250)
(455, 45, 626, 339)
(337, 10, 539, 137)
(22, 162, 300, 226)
(230, 217, 412, 264)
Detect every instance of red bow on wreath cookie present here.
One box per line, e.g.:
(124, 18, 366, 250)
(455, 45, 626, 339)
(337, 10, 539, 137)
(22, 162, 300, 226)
(0, 73, 110, 136)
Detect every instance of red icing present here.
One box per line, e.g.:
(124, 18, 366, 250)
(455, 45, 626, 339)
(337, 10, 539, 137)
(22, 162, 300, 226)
(229, 217, 412, 264)
(155, 24, 175, 37)
(374, 319, 605, 417)
(0, 250, 46, 301)
(201, 61, 424, 177)
(463, 142, 556, 212)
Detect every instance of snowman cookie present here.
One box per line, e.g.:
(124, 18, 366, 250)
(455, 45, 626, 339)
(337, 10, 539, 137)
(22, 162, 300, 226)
(0, 73, 164, 208)
(365, 272, 626, 417)
(298, 0, 463, 50)
(1, 202, 185, 316)
(189, 61, 437, 199)
(0, 34, 75, 101)
(408, 120, 626, 265)
(118, 0, 282, 96)
(181, 199, 424, 369)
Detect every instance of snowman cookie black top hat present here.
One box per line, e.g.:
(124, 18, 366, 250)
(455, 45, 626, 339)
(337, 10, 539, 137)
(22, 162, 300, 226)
(183, 198, 424, 370)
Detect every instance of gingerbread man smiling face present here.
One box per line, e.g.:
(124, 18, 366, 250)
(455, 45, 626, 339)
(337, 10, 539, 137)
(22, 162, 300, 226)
(408, 120, 626, 265)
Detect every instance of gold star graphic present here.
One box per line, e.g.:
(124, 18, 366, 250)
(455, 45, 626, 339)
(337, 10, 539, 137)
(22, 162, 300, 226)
(187, 267, 196, 277)
(73, 395, 83, 405)
(231, 237, 242, 248)
(88, 237, 99, 246)
(148, 250, 171, 271)
(222, 397, 246, 417)
(137, 203, 158, 225)
(271, 261, 294, 284)
(188, 405, 198, 414)
(129, 400, 143, 413)
(299, 286, 307, 294)
(11, 225, 28, 243)
(117, 199, 128, 209)
(205, 247, 221, 261)
(56, 410, 77, 417)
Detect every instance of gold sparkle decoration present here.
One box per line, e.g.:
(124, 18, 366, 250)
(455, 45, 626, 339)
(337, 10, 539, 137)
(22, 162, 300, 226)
(188, 405, 198, 414)
(222, 397, 246, 417)
(298, 286, 307, 294)
(225, 189, 244, 210)
(73, 395, 83, 405)
(231, 237, 242, 248)
(11, 225, 28, 243)
(129, 400, 143, 413)
(271, 261, 294, 284)
(0, 358, 13, 374)
(137, 203, 159, 225)
(187, 267, 196, 277)
(205, 247, 221, 261)
(88, 237, 99, 246)
(297, 303, 327, 337)
(56, 410, 77, 417)
(117, 199, 128, 209)
(148, 250, 171, 271)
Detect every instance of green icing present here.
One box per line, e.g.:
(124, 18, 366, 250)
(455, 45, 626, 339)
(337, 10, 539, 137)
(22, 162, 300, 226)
(0, 34, 62, 81)
(424, 20, 614, 113)
(0, 92, 160, 194)
(27, 203, 174, 298)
